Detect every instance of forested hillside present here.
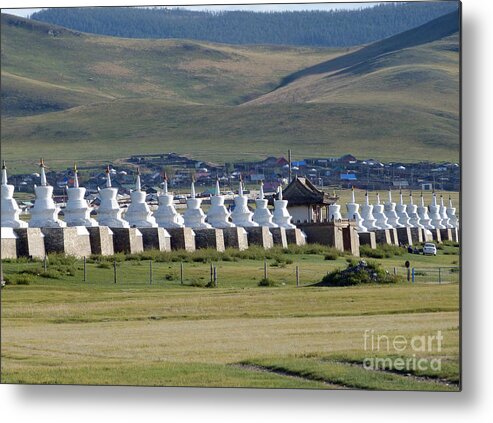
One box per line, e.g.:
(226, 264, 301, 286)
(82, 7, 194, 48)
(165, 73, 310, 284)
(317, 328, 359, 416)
(31, 2, 458, 47)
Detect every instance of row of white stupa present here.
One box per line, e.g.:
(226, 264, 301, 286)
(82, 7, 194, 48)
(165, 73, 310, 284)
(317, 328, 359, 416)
(1, 161, 458, 233)
(1, 161, 296, 231)
(335, 188, 459, 233)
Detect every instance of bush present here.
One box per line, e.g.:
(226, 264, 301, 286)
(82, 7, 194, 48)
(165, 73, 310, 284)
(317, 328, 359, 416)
(360, 244, 405, 259)
(46, 253, 78, 266)
(97, 262, 111, 269)
(39, 269, 62, 279)
(324, 252, 338, 261)
(258, 278, 277, 287)
(3, 274, 34, 285)
(318, 260, 401, 287)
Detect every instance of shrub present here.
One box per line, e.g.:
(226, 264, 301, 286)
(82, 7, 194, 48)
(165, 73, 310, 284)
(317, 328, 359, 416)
(258, 278, 277, 287)
(39, 269, 62, 279)
(4, 274, 35, 285)
(360, 244, 404, 259)
(46, 253, 78, 266)
(324, 252, 338, 261)
(97, 262, 111, 269)
(318, 260, 401, 287)
(15, 275, 33, 285)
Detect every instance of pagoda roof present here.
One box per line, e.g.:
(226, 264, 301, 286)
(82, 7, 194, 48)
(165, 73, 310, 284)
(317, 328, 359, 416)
(280, 176, 337, 206)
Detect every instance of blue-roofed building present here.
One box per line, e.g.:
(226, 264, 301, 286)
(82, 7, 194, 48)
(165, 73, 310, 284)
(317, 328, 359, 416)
(340, 173, 357, 181)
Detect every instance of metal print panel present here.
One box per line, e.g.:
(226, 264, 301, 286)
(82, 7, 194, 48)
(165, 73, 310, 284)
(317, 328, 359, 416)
(0, 1, 461, 391)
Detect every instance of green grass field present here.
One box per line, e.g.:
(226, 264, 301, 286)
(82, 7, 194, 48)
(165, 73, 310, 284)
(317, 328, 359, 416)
(1, 243, 460, 390)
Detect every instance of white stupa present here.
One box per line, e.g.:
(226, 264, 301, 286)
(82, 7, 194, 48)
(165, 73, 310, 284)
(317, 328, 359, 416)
(446, 196, 459, 228)
(272, 185, 296, 229)
(97, 166, 129, 228)
(406, 192, 424, 229)
(395, 190, 412, 227)
(29, 159, 66, 228)
(231, 176, 258, 227)
(345, 187, 366, 232)
(183, 179, 211, 229)
(417, 192, 433, 229)
(153, 174, 185, 228)
(124, 169, 157, 228)
(372, 193, 393, 229)
(360, 191, 378, 231)
(328, 191, 343, 221)
(439, 194, 452, 229)
(207, 178, 235, 228)
(1, 161, 28, 228)
(428, 192, 445, 229)
(64, 164, 98, 227)
(384, 190, 403, 228)
(252, 181, 277, 228)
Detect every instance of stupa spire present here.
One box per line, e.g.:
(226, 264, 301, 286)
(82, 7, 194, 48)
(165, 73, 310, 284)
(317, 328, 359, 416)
(39, 158, 47, 186)
(431, 191, 438, 206)
(73, 163, 79, 188)
(163, 172, 168, 194)
(105, 165, 112, 188)
(399, 189, 403, 205)
(215, 177, 220, 196)
(420, 191, 425, 207)
(449, 195, 453, 208)
(2, 160, 7, 185)
(278, 185, 283, 201)
(351, 186, 355, 203)
(388, 188, 392, 203)
(259, 181, 264, 200)
(135, 168, 142, 191)
(190, 177, 196, 199)
(376, 192, 381, 205)
(409, 191, 414, 205)
(365, 190, 369, 205)
(239, 174, 244, 196)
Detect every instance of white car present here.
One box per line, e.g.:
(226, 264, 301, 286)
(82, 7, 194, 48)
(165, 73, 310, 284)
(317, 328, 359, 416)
(423, 243, 437, 256)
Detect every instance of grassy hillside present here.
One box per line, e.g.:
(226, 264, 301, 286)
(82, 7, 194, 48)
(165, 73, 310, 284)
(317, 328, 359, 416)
(1, 13, 460, 170)
(1, 13, 341, 110)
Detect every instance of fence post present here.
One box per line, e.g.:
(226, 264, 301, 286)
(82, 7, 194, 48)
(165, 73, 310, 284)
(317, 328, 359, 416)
(411, 268, 415, 283)
(438, 267, 441, 284)
(83, 256, 87, 283)
(180, 262, 184, 285)
(296, 265, 300, 287)
(149, 260, 152, 285)
(407, 268, 410, 282)
(210, 262, 213, 285)
(214, 265, 217, 287)
(264, 259, 267, 280)
(113, 260, 117, 284)
(393, 267, 396, 276)
(43, 255, 47, 272)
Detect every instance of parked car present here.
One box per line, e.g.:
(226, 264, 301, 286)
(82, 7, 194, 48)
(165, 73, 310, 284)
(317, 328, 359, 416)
(423, 243, 437, 256)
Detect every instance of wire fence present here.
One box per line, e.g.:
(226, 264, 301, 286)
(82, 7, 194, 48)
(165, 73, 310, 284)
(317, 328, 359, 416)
(410, 267, 460, 284)
(1, 257, 460, 288)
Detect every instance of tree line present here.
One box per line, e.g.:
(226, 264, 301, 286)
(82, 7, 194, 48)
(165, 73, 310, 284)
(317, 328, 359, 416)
(31, 2, 458, 47)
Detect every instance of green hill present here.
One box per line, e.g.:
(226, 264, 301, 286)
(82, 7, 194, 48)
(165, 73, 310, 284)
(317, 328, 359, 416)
(0, 12, 459, 172)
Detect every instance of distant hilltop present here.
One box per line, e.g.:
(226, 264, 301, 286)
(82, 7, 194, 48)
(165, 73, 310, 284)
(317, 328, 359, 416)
(30, 2, 458, 47)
